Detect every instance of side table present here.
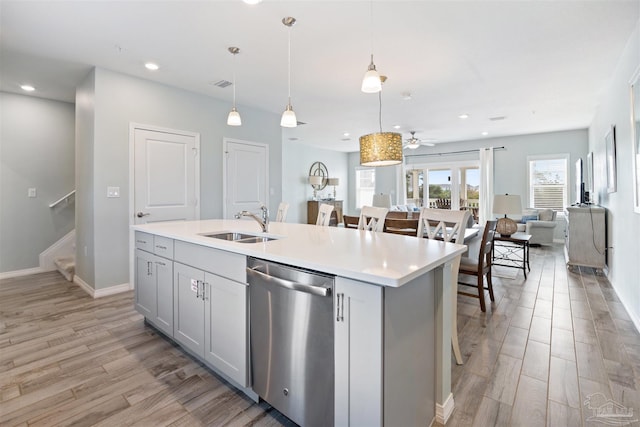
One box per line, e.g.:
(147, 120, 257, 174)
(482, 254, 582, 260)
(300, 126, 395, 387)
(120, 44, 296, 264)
(492, 233, 532, 279)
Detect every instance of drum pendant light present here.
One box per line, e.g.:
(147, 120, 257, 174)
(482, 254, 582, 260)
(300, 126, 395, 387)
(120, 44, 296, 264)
(281, 17, 297, 128)
(360, 76, 403, 166)
(227, 47, 242, 126)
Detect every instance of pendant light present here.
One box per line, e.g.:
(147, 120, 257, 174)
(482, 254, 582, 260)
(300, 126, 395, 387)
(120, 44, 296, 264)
(227, 47, 242, 126)
(360, 76, 403, 166)
(361, 1, 381, 93)
(281, 16, 297, 128)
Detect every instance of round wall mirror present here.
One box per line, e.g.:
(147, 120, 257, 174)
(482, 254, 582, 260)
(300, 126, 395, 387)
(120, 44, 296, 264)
(309, 161, 329, 190)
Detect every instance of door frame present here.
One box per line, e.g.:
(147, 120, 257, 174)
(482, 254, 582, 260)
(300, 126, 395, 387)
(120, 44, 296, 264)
(222, 138, 269, 219)
(128, 122, 201, 289)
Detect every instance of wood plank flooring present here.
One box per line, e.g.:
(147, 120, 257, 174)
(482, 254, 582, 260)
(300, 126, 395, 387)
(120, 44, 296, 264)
(1, 244, 639, 426)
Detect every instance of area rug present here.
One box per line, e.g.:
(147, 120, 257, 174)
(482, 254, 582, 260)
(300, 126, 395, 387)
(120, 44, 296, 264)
(492, 266, 519, 279)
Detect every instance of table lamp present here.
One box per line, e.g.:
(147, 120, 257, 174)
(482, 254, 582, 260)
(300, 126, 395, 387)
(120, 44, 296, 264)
(327, 177, 339, 199)
(493, 194, 522, 237)
(309, 175, 323, 200)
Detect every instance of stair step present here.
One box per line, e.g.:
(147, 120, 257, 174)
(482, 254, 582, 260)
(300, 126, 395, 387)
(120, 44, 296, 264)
(54, 256, 75, 282)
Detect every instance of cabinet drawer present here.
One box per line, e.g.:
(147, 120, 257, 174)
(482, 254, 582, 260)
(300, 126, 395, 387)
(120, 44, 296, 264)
(154, 236, 174, 258)
(135, 232, 154, 252)
(174, 241, 246, 283)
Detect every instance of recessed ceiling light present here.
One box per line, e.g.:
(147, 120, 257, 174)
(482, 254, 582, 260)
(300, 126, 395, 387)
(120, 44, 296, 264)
(401, 92, 412, 100)
(20, 84, 35, 92)
(145, 62, 159, 71)
(458, 114, 469, 119)
(242, 0, 262, 4)
(481, 131, 489, 136)
(393, 125, 401, 129)
(343, 132, 350, 137)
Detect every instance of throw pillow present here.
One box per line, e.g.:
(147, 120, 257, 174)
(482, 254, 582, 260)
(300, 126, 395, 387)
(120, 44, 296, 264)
(520, 214, 538, 224)
(538, 209, 554, 221)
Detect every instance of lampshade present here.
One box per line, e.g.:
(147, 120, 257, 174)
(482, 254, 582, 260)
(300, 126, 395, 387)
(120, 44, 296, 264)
(372, 193, 392, 209)
(361, 65, 382, 93)
(281, 104, 297, 127)
(327, 178, 339, 186)
(309, 175, 323, 186)
(227, 108, 241, 126)
(360, 132, 403, 166)
(493, 194, 522, 215)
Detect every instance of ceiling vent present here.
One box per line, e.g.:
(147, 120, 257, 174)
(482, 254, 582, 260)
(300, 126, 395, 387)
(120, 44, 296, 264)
(489, 116, 506, 121)
(211, 80, 232, 88)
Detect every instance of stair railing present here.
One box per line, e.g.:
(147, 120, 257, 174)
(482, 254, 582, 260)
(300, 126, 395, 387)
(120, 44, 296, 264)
(49, 190, 75, 208)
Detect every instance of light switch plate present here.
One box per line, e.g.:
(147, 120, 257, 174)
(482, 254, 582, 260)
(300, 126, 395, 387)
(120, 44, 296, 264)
(28, 188, 37, 198)
(107, 186, 120, 198)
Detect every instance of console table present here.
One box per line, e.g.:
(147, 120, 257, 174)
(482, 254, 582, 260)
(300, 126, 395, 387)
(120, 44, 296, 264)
(307, 200, 343, 225)
(493, 233, 532, 278)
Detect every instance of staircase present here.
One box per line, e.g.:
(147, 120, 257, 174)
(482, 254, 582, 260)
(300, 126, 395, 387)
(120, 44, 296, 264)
(39, 229, 76, 282)
(54, 256, 75, 282)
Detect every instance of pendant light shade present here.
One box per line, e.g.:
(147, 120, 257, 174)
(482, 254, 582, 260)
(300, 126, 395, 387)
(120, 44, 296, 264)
(281, 17, 297, 128)
(359, 132, 403, 166)
(281, 104, 297, 127)
(227, 107, 242, 126)
(227, 46, 242, 126)
(361, 55, 382, 93)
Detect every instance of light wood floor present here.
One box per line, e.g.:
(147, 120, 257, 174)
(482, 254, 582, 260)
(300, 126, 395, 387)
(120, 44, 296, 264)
(1, 244, 638, 426)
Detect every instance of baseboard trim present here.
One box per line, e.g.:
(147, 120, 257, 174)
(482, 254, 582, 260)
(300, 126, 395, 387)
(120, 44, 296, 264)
(0, 266, 52, 280)
(73, 275, 132, 298)
(435, 393, 455, 424)
(610, 281, 640, 334)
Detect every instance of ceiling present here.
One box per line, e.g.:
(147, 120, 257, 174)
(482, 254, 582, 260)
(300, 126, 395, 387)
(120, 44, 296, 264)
(2, 1, 639, 152)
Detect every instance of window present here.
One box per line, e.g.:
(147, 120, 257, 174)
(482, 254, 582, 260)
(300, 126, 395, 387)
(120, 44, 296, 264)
(355, 168, 375, 209)
(527, 154, 569, 210)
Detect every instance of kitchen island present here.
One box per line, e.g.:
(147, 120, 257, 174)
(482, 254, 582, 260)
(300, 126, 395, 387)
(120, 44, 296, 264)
(131, 219, 466, 426)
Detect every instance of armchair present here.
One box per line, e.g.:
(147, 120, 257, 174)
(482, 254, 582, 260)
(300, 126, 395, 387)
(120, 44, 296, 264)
(516, 208, 557, 245)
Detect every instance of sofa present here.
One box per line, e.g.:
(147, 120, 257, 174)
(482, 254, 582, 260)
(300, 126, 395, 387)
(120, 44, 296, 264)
(515, 208, 557, 245)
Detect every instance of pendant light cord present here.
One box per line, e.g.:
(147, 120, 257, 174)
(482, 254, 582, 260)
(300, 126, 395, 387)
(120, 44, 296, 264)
(369, 0, 374, 56)
(287, 25, 292, 104)
(378, 90, 383, 133)
(232, 53, 237, 108)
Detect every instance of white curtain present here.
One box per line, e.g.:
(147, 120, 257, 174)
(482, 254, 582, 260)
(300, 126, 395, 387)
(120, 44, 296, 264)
(479, 147, 494, 225)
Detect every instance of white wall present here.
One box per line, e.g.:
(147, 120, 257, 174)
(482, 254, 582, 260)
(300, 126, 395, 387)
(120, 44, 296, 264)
(0, 92, 75, 273)
(77, 67, 282, 290)
(282, 140, 349, 223)
(588, 19, 640, 328)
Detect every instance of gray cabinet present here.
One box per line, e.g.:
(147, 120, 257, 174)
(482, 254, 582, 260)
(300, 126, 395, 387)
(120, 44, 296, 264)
(172, 241, 248, 387)
(134, 232, 174, 337)
(564, 206, 606, 269)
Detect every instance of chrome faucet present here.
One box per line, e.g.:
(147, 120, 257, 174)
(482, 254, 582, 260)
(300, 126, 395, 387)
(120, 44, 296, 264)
(235, 204, 269, 233)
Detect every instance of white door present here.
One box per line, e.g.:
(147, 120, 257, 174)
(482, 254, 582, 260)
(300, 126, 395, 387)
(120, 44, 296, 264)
(133, 126, 200, 224)
(223, 139, 268, 219)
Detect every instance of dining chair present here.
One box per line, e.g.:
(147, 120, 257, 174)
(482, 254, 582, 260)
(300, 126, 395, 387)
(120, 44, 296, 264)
(316, 203, 334, 226)
(383, 218, 419, 236)
(458, 220, 497, 313)
(343, 215, 359, 229)
(275, 202, 289, 222)
(357, 206, 388, 232)
(417, 207, 471, 365)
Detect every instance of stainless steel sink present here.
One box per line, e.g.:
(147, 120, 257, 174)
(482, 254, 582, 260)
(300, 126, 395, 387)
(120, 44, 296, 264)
(200, 231, 278, 243)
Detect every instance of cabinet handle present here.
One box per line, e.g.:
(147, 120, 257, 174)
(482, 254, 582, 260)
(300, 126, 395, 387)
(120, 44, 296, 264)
(136, 239, 147, 245)
(155, 245, 167, 250)
(336, 293, 345, 322)
(155, 261, 166, 267)
(202, 282, 208, 301)
(147, 261, 152, 276)
(196, 280, 201, 299)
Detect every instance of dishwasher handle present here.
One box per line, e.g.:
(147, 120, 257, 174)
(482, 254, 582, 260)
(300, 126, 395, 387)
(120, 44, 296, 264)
(247, 266, 332, 297)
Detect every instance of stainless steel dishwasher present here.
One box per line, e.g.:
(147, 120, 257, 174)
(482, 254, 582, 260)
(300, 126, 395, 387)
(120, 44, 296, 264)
(247, 257, 334, 427)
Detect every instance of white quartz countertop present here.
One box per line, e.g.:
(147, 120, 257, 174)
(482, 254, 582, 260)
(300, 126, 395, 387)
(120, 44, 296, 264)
(132, 219, 466, 287)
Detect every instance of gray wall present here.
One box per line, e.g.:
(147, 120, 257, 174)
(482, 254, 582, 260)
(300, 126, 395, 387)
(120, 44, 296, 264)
(0, 92, 75, 273)
(78, 67, 282, 289)
(588, 19, 640, 326)
(282, 140, 349, 223)
(75, 72, 96, 283)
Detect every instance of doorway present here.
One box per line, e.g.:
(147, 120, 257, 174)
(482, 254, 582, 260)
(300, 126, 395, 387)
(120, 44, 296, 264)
(223, 138, 269, 219)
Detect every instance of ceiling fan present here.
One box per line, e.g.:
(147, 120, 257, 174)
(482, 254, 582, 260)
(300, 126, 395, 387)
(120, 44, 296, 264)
(404, 131, 435, 149)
